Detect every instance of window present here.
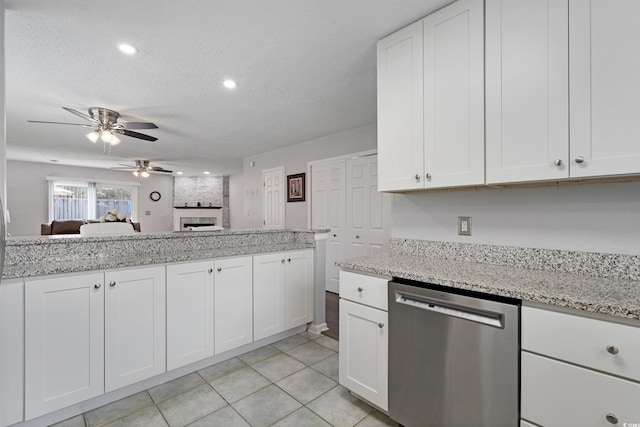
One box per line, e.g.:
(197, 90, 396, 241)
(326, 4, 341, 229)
(48, 178, 139, 221)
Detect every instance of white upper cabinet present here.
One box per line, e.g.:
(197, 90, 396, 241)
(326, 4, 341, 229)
(423, 0, 485, 188)
(486, 0, 569, 184)
(569, 0, 640, 178)
(377, 20, 424, 192)
(377, 0, 484, 192)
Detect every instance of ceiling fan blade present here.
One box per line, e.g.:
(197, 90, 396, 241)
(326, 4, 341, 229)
(150, 167, 173, 173)
(110, 167, 136, 170)
(28, 120, 95, 127)
(115, 129, 158, 142)
(62, 107, 99, 123)
(121, 122, 158, 130)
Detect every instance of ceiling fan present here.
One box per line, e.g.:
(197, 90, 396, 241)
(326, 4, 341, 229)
(28, 107, 159, 146)
(112, 160, 173, 178)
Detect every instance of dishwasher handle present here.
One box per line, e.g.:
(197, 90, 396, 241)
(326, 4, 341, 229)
(394, 291, 505, 328)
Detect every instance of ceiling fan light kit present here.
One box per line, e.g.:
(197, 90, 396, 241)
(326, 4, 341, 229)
(112, 160, 173, 178)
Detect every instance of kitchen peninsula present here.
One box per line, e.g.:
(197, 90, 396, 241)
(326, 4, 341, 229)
(0, 229, 329, 427)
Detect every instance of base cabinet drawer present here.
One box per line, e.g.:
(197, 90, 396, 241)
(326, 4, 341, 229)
(522, 352, 640, 427)
(339, 271, 389, 310)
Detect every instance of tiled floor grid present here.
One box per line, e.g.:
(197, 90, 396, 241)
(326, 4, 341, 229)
(53, 332, 398, 427)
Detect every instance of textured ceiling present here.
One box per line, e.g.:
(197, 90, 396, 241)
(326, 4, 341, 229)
(5, 0, 448, 176)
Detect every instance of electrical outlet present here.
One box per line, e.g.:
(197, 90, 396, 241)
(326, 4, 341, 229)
(458, 217, 471, 236)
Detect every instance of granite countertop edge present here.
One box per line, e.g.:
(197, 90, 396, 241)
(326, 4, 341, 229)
(337, 254, 640, 321)
(4, 242, 315, 279)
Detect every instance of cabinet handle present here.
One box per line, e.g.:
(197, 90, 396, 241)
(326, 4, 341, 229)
(606, 345, 619, 355)
(217, 267, 222, 272)
(94, 283, 101, 289)
(287, 258, 291, 262)
(553, 159, 563, 166)
(425, 173, 432, 179)
(208, 268, 213, 273)
(415, 174, 420, 182)
(605, 413, 619, 424)
(574, 156, 585, 164)
(357, 287, 364, 292)
(378, 322, 384, 329)
(109, 281, 116, 287)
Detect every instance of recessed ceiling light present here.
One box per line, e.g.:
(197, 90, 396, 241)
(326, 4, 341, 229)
(118, 44, 138, 55)
(223, 79, 237, 89)
(204, 171, 211, 175)
(176, 171, 183, 175)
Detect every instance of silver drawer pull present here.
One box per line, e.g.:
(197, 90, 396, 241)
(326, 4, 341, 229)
(217, 267, 222, 272)
(378, 323, 384, 329)
(357, 287, 364, 292)
(109, 281, 116, 287)
(606, 345, 619, 355)
(605, 413, 619, 424)
(208, 268, 213, 273)
(575, 156, 585, 164)
(94, 283, 101, 289)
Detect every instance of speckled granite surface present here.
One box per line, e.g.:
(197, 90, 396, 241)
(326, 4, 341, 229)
(337, 239, 640, 320)
(3, 229, 327, 279)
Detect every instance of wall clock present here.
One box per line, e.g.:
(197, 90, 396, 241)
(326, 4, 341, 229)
(149, 191, 161, 202)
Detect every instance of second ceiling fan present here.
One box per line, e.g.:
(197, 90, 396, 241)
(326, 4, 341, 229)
(29, 107, 159, 146)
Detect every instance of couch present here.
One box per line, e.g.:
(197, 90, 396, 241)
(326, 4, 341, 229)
(41, 220, 141, 235)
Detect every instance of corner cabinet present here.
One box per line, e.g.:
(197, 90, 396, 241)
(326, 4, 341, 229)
(214, 256, 253, 354)
(486, 0, 640, 184)
(377, 0, 484, 192)
(338, 271, 389, 411)
(166, 261, 215, 370)
(104, 266, 166, 392)
(253, 249, 313, 341)
(25, 273, 105, 420)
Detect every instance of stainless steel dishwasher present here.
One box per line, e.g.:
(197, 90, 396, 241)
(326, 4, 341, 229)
(388, 279, 520, 427)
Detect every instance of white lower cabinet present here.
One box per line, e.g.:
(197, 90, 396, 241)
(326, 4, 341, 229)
(166, 261, 215, 370)
(214, 256, 253, 354)
(253, 250, 313, 340)
(104, 266, 166, 392)
(24, 273, 105, 420)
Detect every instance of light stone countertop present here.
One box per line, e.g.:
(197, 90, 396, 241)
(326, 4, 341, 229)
(337, 253, 640, 320)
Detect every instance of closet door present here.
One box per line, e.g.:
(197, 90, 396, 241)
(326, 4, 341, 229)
(311, 160, 346, 294)
(569, 0, 640, 178)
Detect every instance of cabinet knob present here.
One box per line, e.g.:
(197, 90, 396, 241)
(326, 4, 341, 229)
(109, 281, 116, 287)
(574, 156, 585, 164)
(553, 159, 563, 166)
(217, 267, 222, 272)
(606, 345, 619, 355)
(425, 173, 432, 179)
(94, 283, 101, 289)
(355, 235, 360, 239)
(378, 322, 384, 329)
(281, 259, 286, 263)
(605, 413, 619, 424)
(415, 174, 420, 182)
(287, 258, 291, 262)
(357, 287, 364, 292)
(208, 268, 213, 273)
(332, 234, 337, 237)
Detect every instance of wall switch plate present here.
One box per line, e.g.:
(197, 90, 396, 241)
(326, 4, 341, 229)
(458, 216, 471, 236)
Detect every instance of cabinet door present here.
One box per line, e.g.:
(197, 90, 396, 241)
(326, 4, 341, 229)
(377, 20, 424, 191)
(25, 273, 104, 419)
(253, 253, 285, 341)
(284, 249, 314, 329)
(166, 261, 214, 371)
(214, 256, 253, 354)
(105, 266, 166, 392)
(339, 299, 388, 411)
(569, 0, 640, 177)
(423, 0, 485, 188)
(486, 0, 569, 184)
(311, 160, 346, 294)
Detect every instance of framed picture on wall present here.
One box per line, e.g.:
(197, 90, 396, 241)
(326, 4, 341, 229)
(287, 173, 305, 202)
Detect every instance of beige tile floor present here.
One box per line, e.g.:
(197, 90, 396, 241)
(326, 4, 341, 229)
(52, 332, 399, 427)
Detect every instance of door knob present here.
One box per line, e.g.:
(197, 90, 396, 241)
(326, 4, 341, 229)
(109, 281, 116, 287)
(94, 283, 101, 289)
(574, 156, 585, 164)
(553, 159, 563, 166)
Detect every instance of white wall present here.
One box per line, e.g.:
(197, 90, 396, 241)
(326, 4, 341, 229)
(228, 173, 244, 229)
(6, 160, 174, 236)
(242, 124, 377, 228)
(392, 181, 640, 255)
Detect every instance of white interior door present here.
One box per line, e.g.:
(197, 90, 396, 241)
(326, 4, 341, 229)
(263, 167, 285, 229)
(311, 160, 346, 294)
